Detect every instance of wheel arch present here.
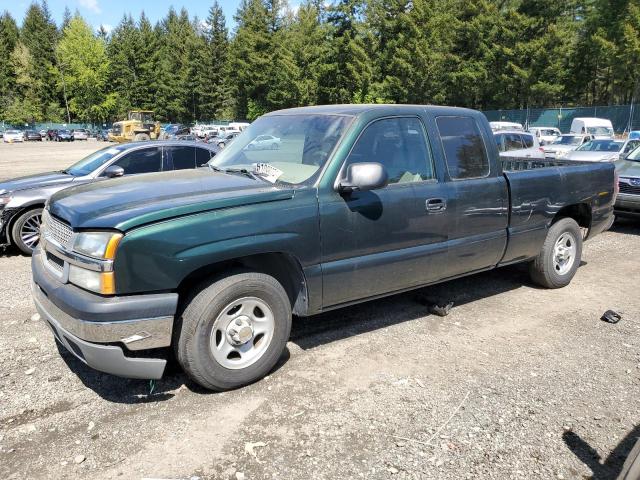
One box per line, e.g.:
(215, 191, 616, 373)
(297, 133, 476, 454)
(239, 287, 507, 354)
(177, 252, 309, 316)
(6, 203, 46, 243)
(551, 203, 591, 231)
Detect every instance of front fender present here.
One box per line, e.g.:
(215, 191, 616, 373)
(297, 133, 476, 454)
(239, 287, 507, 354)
(113, 189, 321, 295)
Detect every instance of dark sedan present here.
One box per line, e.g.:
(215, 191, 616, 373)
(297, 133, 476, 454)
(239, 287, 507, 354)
(0, 141, 218, 255)
(23, 130, 42, 141)
(55, 129, 74, 142)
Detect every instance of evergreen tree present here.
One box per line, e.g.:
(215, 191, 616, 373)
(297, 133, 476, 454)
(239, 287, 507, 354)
(0, 12, 19, 117)
(199, 1, 232, 119)
(230, 0, 273, 119)
(318, 0, 372, 104)
(20, 2, 59, 119)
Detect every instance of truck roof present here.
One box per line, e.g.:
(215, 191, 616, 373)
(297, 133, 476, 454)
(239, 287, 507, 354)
(265, 104, 481, 117)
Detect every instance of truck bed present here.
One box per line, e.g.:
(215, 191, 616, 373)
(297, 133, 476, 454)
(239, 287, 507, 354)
(499, 157, 615, 265)
(501, 156, 581, 171)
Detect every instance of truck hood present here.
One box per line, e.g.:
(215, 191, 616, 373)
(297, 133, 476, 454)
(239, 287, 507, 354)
(563, 151, 621, 162)
(0, 171, 74, 195)
(48, 168, 294, 230)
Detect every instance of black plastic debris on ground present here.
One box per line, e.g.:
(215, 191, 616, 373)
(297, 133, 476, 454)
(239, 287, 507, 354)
(416, 295, 454, 317)
(601, 310, 622, 324)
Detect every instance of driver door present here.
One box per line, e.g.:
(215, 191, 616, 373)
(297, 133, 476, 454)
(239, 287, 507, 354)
(319, 116, 451, 308)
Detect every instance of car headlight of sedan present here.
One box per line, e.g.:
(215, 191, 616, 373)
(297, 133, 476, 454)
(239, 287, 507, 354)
(0, 195, 11, 210)
(69, 232, 122, 295)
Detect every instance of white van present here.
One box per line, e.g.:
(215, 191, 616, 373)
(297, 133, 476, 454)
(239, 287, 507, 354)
(489, 121, 524, 132)
(528, 127, 561, 145)
(570, 118, 614, 139)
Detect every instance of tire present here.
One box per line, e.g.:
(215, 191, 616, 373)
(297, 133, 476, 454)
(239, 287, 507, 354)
(529, 217, 582, 288)
(134, 133, 151, 142)
(175, 271, 292, 391)
(11, 207, 43, 256)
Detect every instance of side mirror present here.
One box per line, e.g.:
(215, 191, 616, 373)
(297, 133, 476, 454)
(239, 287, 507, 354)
(338, 162, 389, 193)
(619, 152, 629, 160)
(104, 165, 125, 178)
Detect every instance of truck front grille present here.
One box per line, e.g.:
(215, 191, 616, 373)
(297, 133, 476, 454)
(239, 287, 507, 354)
(42, 210, 74, 248)
(619, 182, 640, 196)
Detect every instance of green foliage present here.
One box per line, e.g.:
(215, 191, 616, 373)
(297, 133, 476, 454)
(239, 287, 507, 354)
(2, 0, 640, 125)
(56, 16, 114, 122)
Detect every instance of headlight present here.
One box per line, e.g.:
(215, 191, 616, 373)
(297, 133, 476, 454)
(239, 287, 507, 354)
(0, 195, 11, 209)
(68, 265, 115, 295)
(73, 232, 122, 259)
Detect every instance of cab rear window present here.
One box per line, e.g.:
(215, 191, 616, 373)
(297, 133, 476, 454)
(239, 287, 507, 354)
(436, 116, 489, 179)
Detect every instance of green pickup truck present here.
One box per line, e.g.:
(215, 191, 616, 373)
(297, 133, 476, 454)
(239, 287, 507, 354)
(31, 105, 616, 391)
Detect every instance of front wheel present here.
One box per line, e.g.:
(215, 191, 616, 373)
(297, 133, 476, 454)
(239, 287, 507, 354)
(529, 217, 582, 288)
(11, 207, 43, 256)
(175, 271, 292, 391)
(134, 133, 151, 142)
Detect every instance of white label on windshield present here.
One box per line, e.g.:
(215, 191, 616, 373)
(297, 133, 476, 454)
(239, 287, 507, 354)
(254, 163, 283, 183)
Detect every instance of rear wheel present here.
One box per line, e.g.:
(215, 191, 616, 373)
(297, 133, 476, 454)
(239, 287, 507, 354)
(175, 271, 292, 391)
(529, 218, 582, 288)
(11, 207, 43, 256)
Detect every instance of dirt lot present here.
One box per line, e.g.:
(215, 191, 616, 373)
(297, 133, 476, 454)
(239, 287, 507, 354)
(0, 142, 639, 479)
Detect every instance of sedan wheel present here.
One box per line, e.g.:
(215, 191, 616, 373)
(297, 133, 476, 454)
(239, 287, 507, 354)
(11, 208, 43, 256)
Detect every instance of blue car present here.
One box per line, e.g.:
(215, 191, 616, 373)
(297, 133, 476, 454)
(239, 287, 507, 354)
(629, 131, 640, 140)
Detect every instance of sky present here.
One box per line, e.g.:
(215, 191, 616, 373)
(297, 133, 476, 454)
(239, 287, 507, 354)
(3, 0, 242, 33)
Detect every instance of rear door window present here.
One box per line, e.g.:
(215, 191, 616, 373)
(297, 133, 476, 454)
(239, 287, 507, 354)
(436, 116, 490, 179)
(113, 147, 163, 174)
(167, 146, 196, 170)
(195, 146, 214, 165)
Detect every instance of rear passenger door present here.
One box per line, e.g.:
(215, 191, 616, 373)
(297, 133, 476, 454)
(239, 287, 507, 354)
(433, 115, 509, 277)
(166, 145, 196, 170)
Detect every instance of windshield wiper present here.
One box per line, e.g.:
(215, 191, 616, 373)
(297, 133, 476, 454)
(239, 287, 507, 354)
(211, 165, 262, 180)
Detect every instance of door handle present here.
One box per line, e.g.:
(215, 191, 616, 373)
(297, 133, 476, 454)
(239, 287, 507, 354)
(426, 198, 446, 213)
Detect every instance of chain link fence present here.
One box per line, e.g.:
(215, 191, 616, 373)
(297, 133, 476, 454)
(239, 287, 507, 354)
(482, 104, 640, 134)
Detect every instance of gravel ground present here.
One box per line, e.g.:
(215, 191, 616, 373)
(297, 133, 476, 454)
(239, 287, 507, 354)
(0, 140, 105, 179)
(0, 143, 639, 479)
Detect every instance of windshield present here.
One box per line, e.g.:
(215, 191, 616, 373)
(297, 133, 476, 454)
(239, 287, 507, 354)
(586, 126, 614, 136)
(627, 146, 640, 161)
(65, 145, 128, 176)
(553, 135, 582, 145)
(577, 140, 622, 152)
(209, 114, 352, 185)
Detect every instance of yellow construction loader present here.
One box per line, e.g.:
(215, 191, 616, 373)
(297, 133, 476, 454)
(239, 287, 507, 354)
(108, 110, 161, 143)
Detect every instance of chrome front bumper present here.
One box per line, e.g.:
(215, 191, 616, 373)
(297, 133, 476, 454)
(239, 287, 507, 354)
(33, 282, 167, 380)
(32, 247, 178, 380)
(32, 281, 174, 350)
